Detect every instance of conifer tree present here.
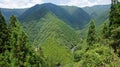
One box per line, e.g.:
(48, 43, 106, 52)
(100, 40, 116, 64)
(8, 15, 47, 66)
(0, 12, 9, 53)
(109, 0, 120, 30)
(8, 15, 30, 66)
(101, 23, 111, 45)
(109, 0, 120, 54)
(87, 20, 97, 46)
(0, 12, 11, 66)
(102, 23, 110, 39)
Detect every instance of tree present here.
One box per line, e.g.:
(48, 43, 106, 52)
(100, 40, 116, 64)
(109, 0, 120, 55)
(8, 15, 30, 66)
(109, 0, 120, 30)
(0, 12, 11, 66)
(87, 20, 97, 46)
(102, 23, 110, 39)
(0, 12, 9, 53)
(100, 23, 111, 45)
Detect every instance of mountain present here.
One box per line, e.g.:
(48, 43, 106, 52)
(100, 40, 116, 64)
(19, 3, 91, 29)
(0, 3, 110, 29)
(83, 5, 110, 25)
(62, 6, 92, 29)
(22, 9, 81, 66)
(22, 10, 81, 48)
(0, 8, 27, 20)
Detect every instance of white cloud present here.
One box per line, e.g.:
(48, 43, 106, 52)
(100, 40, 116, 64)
(0, 0, 43, 8)
(61, 0, 111, 7)
(0, 0, 111, 8)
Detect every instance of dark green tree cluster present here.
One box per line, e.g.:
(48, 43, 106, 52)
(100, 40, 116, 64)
(109, 0, 120, 55)
(87, 20, 97, 46)
(100, 22, 110, 45)
(73, 2, 120, 65)
(102, 23, 110, 39)
(0, 11, 10, 66)
(0, 12, 47, 67)
(0, 12, 9, 53)
(8, 15, 31, 66)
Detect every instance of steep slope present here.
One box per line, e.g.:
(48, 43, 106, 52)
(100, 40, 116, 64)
(22, 11, 81, 49)
(83, 5, 110, 25)
(83, 5, 110, 18)
(0, 8, 27, 20)
(22, 9, 81, 67)
(62, 6, 91, 28)
(80, 19, 110, 39)
(20, 3, 91, 29)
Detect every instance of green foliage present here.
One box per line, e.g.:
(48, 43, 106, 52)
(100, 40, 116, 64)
(111, 27, 120, 54)
(87, 20, 97, 46)
(81, 46, 119, 67)
(74, 44, 120, 67)
(1, 14, 48, 67)
(101, 22, 110, 45)
(102, 23, 110, 39)
(73, 50, 84, 62)
(8, 15, 28, 66)
(109, 0, 120, 55)
(0, 12, 9, 53)
(42, 37, 73, 67)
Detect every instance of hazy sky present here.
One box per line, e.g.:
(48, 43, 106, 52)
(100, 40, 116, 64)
(0, 0, 111, 8)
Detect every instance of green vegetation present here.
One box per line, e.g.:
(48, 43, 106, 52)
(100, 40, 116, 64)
(0, 12, 9, 53)
(74, 44, 120, 67)
(109, 1, 120, 56)
(0, 1, 120, 67)
(0, 13, 47, 67)
(87, 20, 97, 45)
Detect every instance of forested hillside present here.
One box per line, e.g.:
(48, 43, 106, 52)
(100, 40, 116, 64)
(83, 5, 110, 25)
(0, 0, 120, 67)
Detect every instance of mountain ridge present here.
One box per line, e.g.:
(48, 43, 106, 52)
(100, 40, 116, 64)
(1, 3, 110, 29)
(22, 11, 81, 49)
(83, 4, 110, 25)
(19, 3, 91, 29)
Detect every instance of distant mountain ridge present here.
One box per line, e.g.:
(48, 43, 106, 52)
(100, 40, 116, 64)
(83, 5, 110, 25)
(0, 3, 110, 29)
(19, 3, 91, 29)
(0, 8, 28, 20)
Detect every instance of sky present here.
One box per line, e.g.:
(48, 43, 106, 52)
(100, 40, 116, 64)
(0, 0, 111, 8)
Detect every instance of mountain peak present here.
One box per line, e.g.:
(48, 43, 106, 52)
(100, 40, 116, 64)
(42, 3, 55, 5)
(33, 3, 55, 6)
(33, 4, 40, 7)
